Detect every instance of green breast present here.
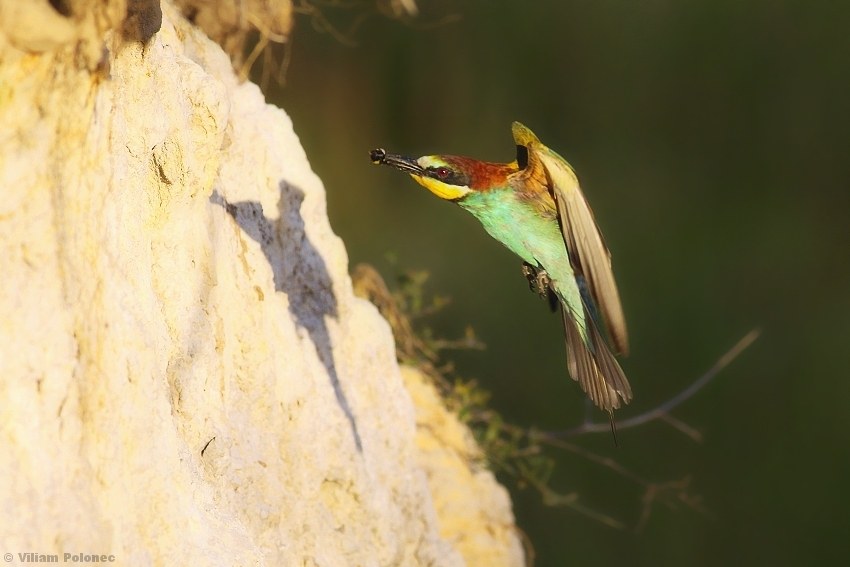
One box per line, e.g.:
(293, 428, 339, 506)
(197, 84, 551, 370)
(458, 189, 589, 339)
(458, 189, 584, 323)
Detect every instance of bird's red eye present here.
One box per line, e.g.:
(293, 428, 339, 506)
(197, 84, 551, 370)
(437, 168, 450, 179)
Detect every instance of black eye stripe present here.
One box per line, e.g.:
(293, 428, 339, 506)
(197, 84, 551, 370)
(426, 166, 467, 186)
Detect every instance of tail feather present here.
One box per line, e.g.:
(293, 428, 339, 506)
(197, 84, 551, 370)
(562, 307, 632, 411)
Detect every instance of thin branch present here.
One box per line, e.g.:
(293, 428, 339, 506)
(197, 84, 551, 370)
(635, 476, 708, 533)
(658, 413, 703, 442)
(533, 432, 648, 485)
(521, 472, 627, 530)
(548, 328, 761, 438)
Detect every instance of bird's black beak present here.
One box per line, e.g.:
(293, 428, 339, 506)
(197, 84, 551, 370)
(370, 149, 424, 175)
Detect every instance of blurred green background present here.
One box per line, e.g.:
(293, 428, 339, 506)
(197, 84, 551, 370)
(264, 1, 850, 565)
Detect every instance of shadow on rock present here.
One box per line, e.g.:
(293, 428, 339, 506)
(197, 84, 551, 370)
(211, 183, 362, 451)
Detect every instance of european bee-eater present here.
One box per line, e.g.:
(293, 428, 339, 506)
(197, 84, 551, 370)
(370, 122, 632, 417)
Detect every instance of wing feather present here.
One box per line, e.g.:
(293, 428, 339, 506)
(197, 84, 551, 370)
(537, 148, 630, 355)
(511, 122, 632, 411)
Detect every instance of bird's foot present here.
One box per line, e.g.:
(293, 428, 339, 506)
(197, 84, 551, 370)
(521, 262, 559, 312)
(521, 262, 548, 296)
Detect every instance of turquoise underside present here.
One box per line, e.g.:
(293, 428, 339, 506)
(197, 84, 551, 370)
(458, 189, 588, 339)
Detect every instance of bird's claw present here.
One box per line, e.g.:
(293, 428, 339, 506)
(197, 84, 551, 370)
(522, 262, 551, 297)
(521, 262, 559, 312)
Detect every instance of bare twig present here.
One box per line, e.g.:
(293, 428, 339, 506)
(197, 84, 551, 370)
(520, 471, 626, 530)
(532, 432, 647, 485)
(658, 413, 703, 442)
(635, 476, 710, 532)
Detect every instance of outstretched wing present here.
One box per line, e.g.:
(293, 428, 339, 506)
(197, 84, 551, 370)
(512, 122, 629, 355)
(512, 122, 631, 412)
